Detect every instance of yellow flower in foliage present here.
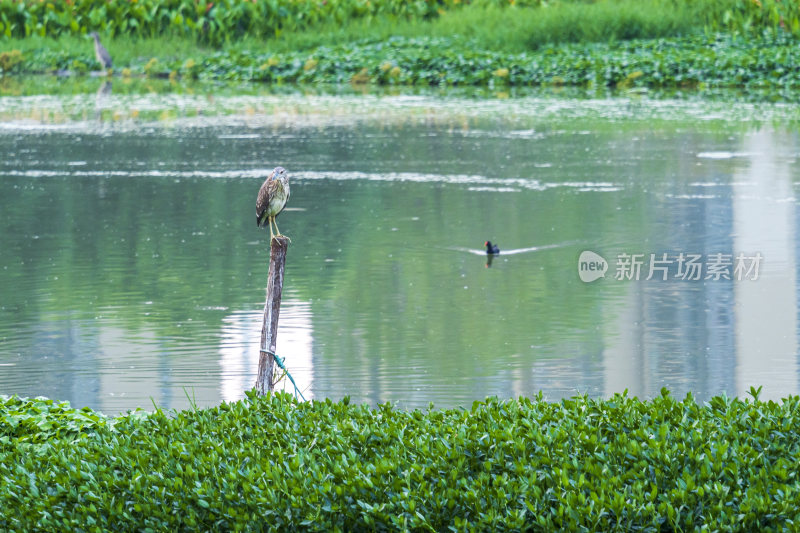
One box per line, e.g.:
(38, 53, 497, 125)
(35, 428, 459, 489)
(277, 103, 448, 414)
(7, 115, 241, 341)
(121, 67, 132, 78)
(380, 61, 392, 72)
(0, 50, 23, 72)
(144, 57, 159, 77)
(259, 56, 280, 70)
(183, 58, 196, 70)
(304, 58, 318, 71)
(493, 67, 509, 78)
(351, 68, 370, 84)
(390, 66, 402, 78)
(617, 70, 645, 89)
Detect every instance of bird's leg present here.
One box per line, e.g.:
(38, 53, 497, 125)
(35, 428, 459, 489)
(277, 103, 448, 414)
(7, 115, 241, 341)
(272, 218, 291, 243)
(268, 216, 276, 241)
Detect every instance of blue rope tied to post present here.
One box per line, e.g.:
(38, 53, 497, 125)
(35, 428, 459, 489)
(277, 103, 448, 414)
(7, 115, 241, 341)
(260, 349, 307, 401)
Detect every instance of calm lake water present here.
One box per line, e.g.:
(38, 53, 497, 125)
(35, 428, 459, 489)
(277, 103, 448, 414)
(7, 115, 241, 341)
(2, 81, 800, 413)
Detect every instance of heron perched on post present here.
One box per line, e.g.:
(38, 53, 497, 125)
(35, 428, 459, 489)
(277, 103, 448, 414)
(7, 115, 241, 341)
(257, 166, 291, 241)
(89, 32, 113, 72)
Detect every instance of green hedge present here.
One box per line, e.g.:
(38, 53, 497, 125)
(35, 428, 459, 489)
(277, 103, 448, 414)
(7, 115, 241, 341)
(1, 388, 799, 531)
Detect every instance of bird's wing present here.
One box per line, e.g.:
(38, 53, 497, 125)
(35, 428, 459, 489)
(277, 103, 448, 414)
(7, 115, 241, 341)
(256, 177, 278, 222)
(281, 186, 290, 214)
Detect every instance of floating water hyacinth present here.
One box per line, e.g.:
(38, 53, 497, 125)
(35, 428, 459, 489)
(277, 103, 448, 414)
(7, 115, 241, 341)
(1, 389, 799, 530)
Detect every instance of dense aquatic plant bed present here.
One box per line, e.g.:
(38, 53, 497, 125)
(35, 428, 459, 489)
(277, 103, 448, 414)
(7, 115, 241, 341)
(203, 33, 800, 88)
(1, 389, 799, 530)
(5, 33, 800, 91)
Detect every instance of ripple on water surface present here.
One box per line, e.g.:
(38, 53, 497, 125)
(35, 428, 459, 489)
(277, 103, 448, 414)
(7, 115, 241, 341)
(2, 87, 800, 411)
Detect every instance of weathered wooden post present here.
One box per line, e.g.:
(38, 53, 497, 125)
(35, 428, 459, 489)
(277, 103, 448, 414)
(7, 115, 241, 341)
(255, 236, 289, 394)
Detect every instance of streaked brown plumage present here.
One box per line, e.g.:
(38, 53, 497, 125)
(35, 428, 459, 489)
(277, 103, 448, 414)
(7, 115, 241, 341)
(256, 166, 290, 241)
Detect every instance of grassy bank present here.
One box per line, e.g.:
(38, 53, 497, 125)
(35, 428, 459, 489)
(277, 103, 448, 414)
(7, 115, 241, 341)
(1, 389, 799, 530)
(0, 0, 790, 47)
(2, 0, 800, 89)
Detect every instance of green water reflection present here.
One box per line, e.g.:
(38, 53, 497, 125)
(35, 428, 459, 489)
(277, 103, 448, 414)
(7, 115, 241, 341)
(1, 83, 799, 412)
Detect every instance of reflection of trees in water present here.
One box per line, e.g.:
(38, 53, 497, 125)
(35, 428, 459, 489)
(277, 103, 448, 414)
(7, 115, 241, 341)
(218, 304, 314, 404)
(0, 316, 102, 410)
(94, 80, 112, 122)
(2, 118, 798, 409)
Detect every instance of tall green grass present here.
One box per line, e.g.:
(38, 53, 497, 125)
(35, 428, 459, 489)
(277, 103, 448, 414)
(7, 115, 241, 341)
(4, 34, 217, 67)
(513, 0, 741, 48)
(254, 0, 762, 53)
(228, 0, 799, 54)
(4, 0, 800, 79)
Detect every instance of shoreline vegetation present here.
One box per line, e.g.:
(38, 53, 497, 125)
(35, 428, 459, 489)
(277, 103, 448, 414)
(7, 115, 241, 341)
(1, 0, 800, 90)
(1, 389, 799, 530)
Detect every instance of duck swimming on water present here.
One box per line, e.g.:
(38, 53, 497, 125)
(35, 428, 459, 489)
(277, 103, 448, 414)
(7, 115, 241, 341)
(485, 241, 500, 255)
